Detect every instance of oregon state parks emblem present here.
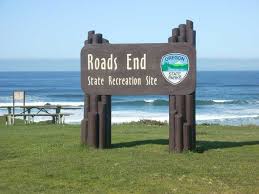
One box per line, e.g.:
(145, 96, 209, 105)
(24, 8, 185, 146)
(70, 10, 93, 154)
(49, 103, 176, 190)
(161, 53, 189, 85)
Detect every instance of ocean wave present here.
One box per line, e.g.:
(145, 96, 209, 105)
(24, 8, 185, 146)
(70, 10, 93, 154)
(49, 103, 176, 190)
(112, 99, 254, 106)
(47, 94, 84, 98)
(212, 100, 233, 103)
(222, 84, 259, 87)
(113, 99, 168, 106)
(196, 99, 252, 105)
(144, 99, 155, 103)
(0, 101, 84, 107)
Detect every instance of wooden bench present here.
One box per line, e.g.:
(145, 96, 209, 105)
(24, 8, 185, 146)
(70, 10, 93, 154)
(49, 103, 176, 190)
(4, 113, 71, 125)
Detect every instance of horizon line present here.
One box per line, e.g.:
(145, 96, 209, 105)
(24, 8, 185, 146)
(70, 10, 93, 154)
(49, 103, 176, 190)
(0, 70, 259, 72)
(1, 57, 259, 60)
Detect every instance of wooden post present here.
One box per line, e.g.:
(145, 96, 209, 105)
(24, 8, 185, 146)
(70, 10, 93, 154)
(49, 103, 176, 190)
(81, 31, 112, 149)
(176, 24, 187, 152)
(168, 20, 196, 153)
(169, 27, 178, 152)
(186, 19, 196, 150)
(81, 30, 95, 144)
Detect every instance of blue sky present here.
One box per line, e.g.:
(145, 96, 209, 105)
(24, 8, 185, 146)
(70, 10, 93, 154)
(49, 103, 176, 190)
(0, 0, 259, 70)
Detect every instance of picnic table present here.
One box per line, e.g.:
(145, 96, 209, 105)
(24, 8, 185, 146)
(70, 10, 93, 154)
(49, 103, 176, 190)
(0, 105, 81, 125)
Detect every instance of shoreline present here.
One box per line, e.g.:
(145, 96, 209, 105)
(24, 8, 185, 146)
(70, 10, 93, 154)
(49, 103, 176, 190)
(1, 116, 258, 127)
(1, 97, 259, 126)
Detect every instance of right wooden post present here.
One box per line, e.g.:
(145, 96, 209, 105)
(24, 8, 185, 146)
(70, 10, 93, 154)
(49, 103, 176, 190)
(168, 20, 196, 152)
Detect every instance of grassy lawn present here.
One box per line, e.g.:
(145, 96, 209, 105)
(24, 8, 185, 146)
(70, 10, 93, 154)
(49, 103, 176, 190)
(0, 117, 259, 193)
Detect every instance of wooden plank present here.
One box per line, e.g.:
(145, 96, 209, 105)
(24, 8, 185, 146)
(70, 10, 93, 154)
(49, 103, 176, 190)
(169, 110, 176, 152)
(81, 117, 88, 144)
(185, 93, 194, 148)
(87, 111, 99, 148)
(106, 95, 112, 147)
(178, 24, 186, 42)
(186, 20, 195, 46)
(192, 92, 196, 149)
(175, 113, 183, 152)
(169, 95, 176, 110)
(168, 33, 176, 152)
(93, 33, 103, 44)
(169, 95, 176, 151)
(81, 95, 89, 144)
(88, 95, 99, 147)
(172, 28, 180, 37)
(183, 122, 191, 150)
(98, 101, 106, 148)
(186, 20, 193, 29)
(100, 95, 111, 148)
(185, 93, 194, 124)
(176, 95, 185, 120)
(87, 30, 95, 44)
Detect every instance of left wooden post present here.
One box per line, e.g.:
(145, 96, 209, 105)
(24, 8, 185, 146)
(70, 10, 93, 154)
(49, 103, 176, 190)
(81, 31, 112, 148)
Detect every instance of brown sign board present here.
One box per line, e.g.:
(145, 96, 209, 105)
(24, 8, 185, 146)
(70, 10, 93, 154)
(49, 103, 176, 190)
(81, 42, 196, 95)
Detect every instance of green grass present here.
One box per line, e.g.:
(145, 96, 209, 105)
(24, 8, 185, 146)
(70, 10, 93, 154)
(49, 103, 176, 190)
(0, 117, 259, 193)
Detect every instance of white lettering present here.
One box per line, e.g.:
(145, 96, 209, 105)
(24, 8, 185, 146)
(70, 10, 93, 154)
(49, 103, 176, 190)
(88, 54, 118, 70)
(127, 53, 146, 70)
(87, 76, 104, 85)
(88, 54, 93, 70)
(127, 54, 132, 70)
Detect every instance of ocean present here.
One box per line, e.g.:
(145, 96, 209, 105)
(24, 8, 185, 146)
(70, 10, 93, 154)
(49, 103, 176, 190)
(0, 71, 259, 125)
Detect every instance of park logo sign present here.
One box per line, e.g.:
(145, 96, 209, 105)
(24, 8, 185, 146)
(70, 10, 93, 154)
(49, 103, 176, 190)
(161, 53, 189, 85)
(81, 20, 197, 153)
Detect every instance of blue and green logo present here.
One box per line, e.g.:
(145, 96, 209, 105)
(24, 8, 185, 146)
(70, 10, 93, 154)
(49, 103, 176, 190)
(160, 53, 189, 85)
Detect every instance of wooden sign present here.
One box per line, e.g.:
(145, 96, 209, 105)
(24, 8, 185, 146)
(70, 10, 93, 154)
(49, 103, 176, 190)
(13, 91, 25, 100)
(81, 43, 196, 95)
(81, 20, 197, 153)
